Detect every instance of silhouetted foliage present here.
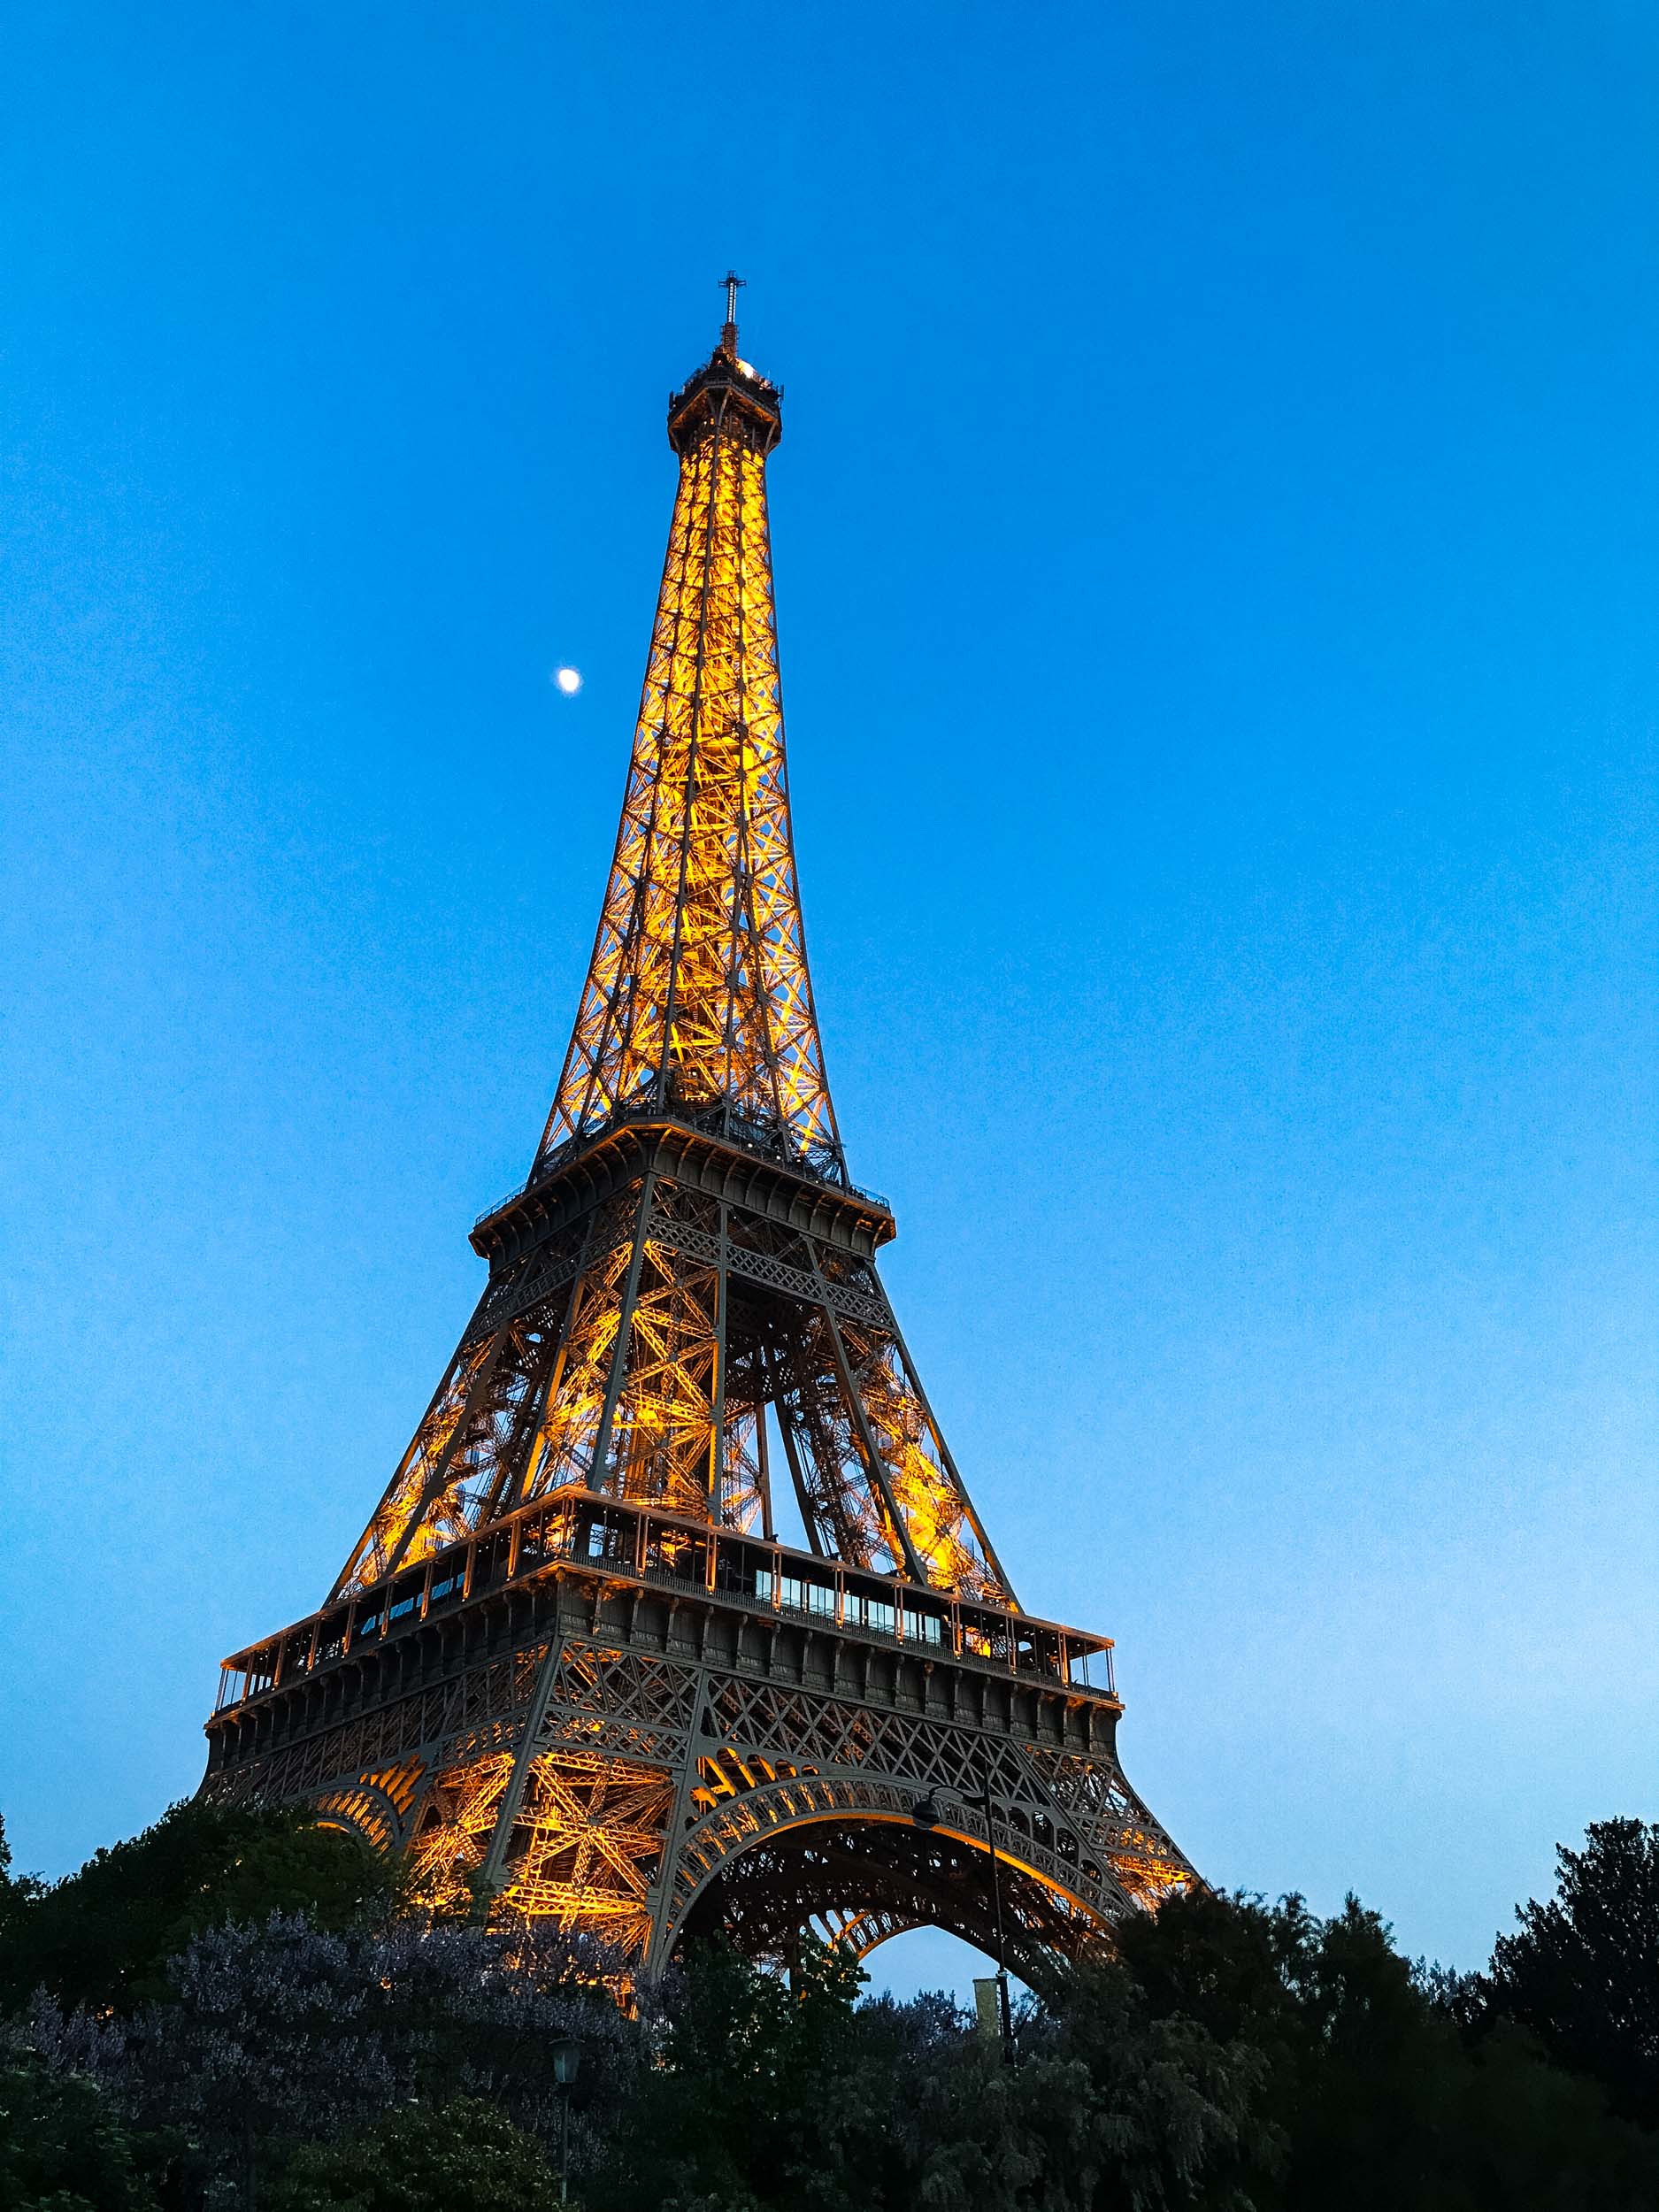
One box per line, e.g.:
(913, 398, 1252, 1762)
(588, 1935, 870, 2211)
(1486, 1816, 1659, 2128)
(1115, 1882, 1659, 2209)
(0, 1798, 402, 2013)
(897, 1962, 1269, 2211)
(586, 1933, 1267, 2212)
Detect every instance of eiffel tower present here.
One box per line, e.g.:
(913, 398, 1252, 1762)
(203, 280, 1195, 1981)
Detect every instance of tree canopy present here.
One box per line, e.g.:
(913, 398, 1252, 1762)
(1486, 1816, 1659, 2129)
(0, 1798, 402, 2014)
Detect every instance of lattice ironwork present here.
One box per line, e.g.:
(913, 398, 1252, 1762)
(539, 338, 839, 1183)
(404, 1747, 674, 1959)
(205, 288, 1196, 1986)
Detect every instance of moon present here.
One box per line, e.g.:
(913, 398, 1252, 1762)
(553, 665, 583, 695)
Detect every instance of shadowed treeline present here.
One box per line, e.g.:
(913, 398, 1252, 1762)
(2, 1803, 1657, 2209)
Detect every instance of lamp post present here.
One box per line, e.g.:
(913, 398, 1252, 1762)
(550, 2034, 583, 2204)
(910, 1779, 1018, 2066)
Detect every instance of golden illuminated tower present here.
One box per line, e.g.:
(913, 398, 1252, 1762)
(204, 284, 1194, 1979)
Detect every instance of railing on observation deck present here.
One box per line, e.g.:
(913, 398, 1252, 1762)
(213, 1490, 1116, 1717)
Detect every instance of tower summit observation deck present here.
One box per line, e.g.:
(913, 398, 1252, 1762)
(203, 281, 1194, 1979)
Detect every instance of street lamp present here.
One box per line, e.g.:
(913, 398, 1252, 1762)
(910, 1780, 1018, 2066)
(550, 2034, 582, 2205)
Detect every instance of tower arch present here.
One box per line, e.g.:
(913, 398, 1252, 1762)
(670, 1804, 1116, 1993)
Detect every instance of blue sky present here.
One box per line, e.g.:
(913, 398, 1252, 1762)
(2, 1, 1655, 2002)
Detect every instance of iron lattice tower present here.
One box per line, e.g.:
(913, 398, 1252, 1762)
(203, 289, 1194, 1980)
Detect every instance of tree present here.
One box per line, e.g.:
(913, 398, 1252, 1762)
(0, 1799, 403, 2014)
(1487, 1816, 1659, 2129)
(1447, 2020, 1659, 2210)
(590, 1935, 869, 2212)
(266, 2098, 562, 2212)
(895, 1964, 1269, 2212)
(0, 2047, 157, 2212)
(0, 1815, 46, 1961)
(1114, 1883, 1659, 2210)
(592, 1938, 1267, 2212)
(850, 1987, 972, 2066)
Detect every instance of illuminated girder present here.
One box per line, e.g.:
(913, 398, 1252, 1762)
(330, 1135, 1013, 1602)
(541, 341, 840, 1182)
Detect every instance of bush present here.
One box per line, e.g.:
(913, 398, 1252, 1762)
(27, 1912, 638, 2193)
(268, 2098, 562, 2212)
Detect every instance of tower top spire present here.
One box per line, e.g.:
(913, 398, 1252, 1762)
(719, 268, 744, 356)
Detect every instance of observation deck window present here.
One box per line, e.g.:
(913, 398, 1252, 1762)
(777, 1572, 836, 1619)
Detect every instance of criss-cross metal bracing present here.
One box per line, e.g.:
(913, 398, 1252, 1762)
(206, 302, 1196, 1979)
(329, 1121, 1013, 1607)
(541, 346, 840, 1183)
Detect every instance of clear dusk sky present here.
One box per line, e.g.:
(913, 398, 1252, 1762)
(2, 3, 1655, 2002)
